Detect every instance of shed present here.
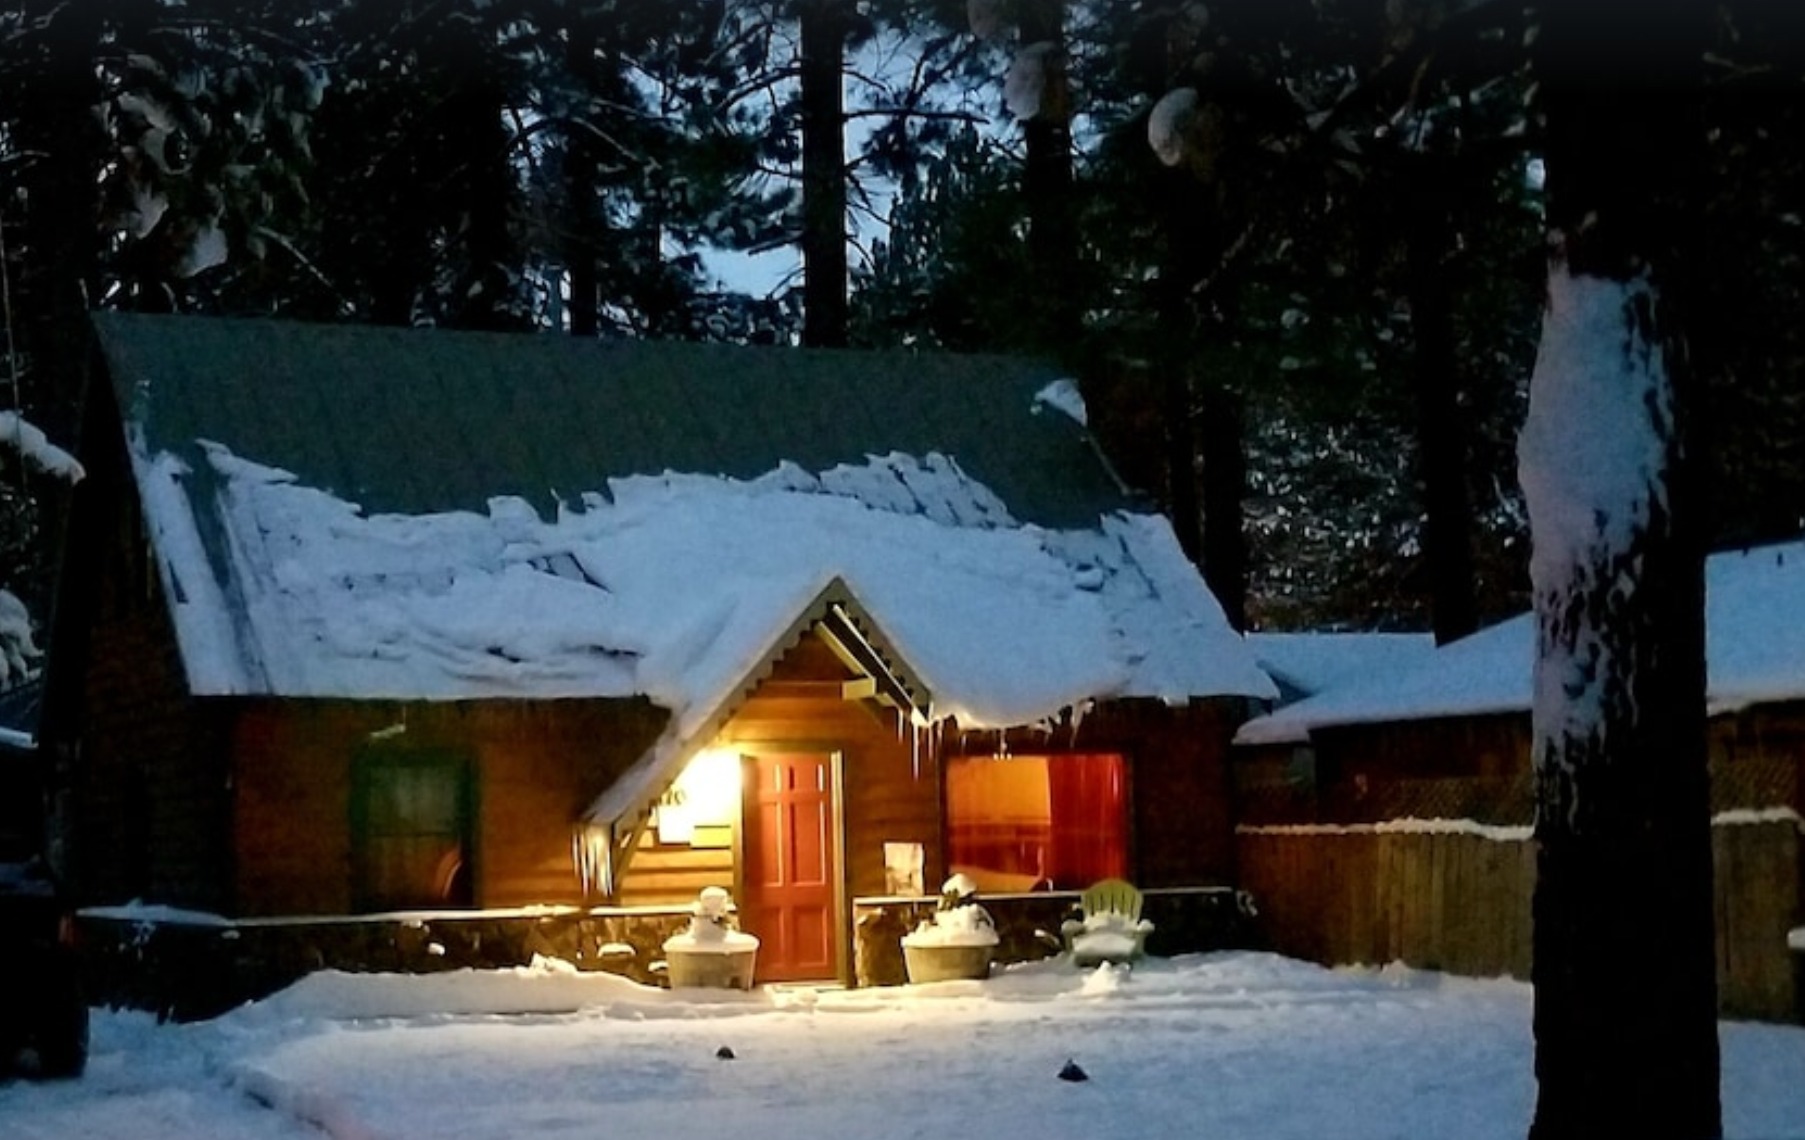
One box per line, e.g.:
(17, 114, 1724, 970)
(1231, 540, 1805, 1019)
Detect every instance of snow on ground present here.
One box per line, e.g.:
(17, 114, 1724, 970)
(4, 952, 1801, 1140)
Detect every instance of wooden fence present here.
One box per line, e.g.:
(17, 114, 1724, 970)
(1236, 817, 1802, 1022)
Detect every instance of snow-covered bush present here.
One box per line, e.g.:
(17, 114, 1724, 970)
(901, 873, 998, 950)
(663, 886, 759, 954)
(0, 412, 83, 688)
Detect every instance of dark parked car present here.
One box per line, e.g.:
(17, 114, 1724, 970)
(0, 760, 88, 1079)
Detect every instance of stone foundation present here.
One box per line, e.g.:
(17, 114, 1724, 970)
(77, 907, 693, 1022)
(78, 887, 1261, 1019)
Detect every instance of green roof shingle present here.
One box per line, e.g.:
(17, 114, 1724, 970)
(93, 313, 1135, 530)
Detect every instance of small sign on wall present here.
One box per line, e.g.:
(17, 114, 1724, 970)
(884, 841, 924, 896)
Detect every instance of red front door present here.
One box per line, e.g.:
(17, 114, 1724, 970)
(740, 752, 838, 982)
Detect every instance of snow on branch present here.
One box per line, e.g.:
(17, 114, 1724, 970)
(0, 589, 39, 687)
(1004, 42, 1056, 120)
(0, 411, 85, 483)
(1148, 88, 1201, 167)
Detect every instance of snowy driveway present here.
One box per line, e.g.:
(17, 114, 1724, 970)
(3, 952, 1800, 1140)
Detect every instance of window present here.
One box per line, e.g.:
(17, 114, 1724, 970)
(352, 745, 473, 910)
(945, 752, 1127, 892)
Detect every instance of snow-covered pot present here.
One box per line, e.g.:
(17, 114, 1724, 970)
(663, 886, 760, 990)
(901, 941, 993, 984)
(900, 874, 998, 983)
(666, 946, 759, 990)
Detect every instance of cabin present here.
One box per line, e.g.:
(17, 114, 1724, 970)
(45, 312, 1275, 1008)
(1232, 542, 1805, 1021)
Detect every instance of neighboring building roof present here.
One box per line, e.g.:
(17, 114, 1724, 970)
(91, 313, 1275, 738)
(1236, 538, 1805, 745)
(1245, 632, 1437, 705)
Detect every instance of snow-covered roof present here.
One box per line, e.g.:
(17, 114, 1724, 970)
(1236, 539, 1805, 745)
(94, 314, 1274, 748)
(1245, 632, 1437, 703)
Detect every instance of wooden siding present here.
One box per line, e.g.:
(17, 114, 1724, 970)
(74, 605, 234, 910)
(1238, 820, 1800, 1020)
(231, 697, 667, 916)
(1236, 715, 1535, 829)
(55, 419, 235, 910)
(1237, 828, 1535, 977)
(617, 834, 735, 908)
(716, 635, 937, 900)
(1238, 706, 1804, 830)
(1231, 702, 1805, 1021)
(613, 632, 939, 908)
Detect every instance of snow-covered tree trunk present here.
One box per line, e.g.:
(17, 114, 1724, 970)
(1520, 3, 1720, 1138)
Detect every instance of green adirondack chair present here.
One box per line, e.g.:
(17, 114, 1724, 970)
(1060, 877, 1153, 967)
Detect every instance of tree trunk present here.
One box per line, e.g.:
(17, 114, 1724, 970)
(1017, 0, 1076, 353)
(1199, 386, 1247, 632)
(1404, 160, 1479, 644)
(1161, 365, 1201, 564)
(797, 0, 848, 348)
(449, 70, 521, 332)
(10, 0, 104, 421)
(565, 10, 599, 338)
(1521, 3, 1720, 1138)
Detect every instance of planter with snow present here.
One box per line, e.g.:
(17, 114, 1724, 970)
(900, 874, 998, 984)
(662, 886, 760, 990)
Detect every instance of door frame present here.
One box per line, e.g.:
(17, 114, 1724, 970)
(733, 743, 850, 986)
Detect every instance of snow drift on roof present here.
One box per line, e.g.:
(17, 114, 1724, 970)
(136, 436, 1274, 732)
(1246, 632, 1437, 701)
(1235, 539, 1805, 745)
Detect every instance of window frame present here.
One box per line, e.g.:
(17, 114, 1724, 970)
(943, 751, 1131, 893)
(350, 742, 476, 912)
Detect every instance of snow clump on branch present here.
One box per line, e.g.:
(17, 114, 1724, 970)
(1, 413, 85, 483)
(1005, 42, 1057, 120)
(1149, 88, 1202, 167)
(0, 411, 84, 687)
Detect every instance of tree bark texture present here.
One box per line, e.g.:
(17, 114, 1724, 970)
(1404, 161, 1479, 645)
(797, 0, 849, 348)
(1017, 0, 1077, 352)
(9, 0, 105, 423)
(1199, 386, 1247, 632)
(447, 69, 523, 332)
(1161, 365, 1202, 566)
(564, 10, 600, 338)
(1523, 3, 1720, 1138)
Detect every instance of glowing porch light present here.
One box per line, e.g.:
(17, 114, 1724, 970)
(656, 747, 742, 846)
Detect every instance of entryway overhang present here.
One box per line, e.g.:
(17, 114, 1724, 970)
(576, 576, 933, 898)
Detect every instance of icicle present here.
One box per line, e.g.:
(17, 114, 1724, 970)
(1067, 699, 1094, 745)
(570, 824, 615, 898)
